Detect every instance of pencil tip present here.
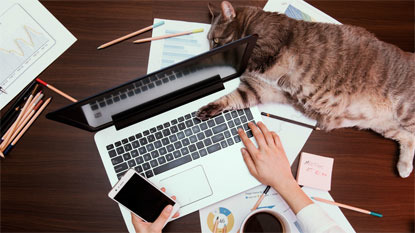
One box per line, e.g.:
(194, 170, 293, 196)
(97, 46, 102, 50)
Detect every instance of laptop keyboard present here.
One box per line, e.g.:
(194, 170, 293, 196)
(105, 108, 255, 180)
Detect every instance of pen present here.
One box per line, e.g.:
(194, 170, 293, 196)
(251, 185, 271, 210)
(0, 86, 7, 94)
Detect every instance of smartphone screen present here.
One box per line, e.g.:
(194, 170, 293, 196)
(113, 173, 175, 222)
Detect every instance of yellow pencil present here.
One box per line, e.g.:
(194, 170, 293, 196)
(312, 197, 382, 217)
(97, 21, 165, 49)
(133, 28, 204, 44)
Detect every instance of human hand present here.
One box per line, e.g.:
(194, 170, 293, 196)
(238, 121, 296, 190)
(131, 187, 180, 233)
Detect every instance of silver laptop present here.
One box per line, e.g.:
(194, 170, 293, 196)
(47, 35, 262, 232)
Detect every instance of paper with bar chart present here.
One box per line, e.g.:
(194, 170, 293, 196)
(0, 0, 76, 110)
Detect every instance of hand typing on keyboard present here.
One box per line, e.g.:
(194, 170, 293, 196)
(131, 187, 179, 233)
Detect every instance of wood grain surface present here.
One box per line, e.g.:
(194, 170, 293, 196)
(1, 1, 413, 232)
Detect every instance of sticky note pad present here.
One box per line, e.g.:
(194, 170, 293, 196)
(296, 152, 334, 191)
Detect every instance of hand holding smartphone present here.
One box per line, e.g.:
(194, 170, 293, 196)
(108, 169, 180, 224)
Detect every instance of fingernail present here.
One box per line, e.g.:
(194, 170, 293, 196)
(238, 128, 243, 133)
(166, 205, 173, 212)
(241, 148, 246, 154)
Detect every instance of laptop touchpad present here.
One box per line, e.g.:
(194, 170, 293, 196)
(159, 165, 213, 207)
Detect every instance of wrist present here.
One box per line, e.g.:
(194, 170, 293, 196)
(272, 178, 300, 198)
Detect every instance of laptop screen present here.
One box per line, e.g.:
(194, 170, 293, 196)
(46, 35, 257, 132)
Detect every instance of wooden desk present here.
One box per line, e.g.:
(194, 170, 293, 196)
(1, 1, 413, 232)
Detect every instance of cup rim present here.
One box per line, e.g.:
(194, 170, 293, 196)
(239, 209, 291, 233)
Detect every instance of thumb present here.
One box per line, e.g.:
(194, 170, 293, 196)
(151, 205, 173, 231)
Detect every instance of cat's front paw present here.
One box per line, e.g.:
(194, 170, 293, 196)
(397, 161, 413, 178)
(197, 102, 225, 120)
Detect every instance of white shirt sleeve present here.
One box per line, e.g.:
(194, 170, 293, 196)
(296, 204, 347, 233)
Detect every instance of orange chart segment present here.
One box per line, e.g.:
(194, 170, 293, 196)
(207, 207, 235, 233)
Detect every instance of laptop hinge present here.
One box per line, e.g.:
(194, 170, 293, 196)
(112, 75, 224, 130)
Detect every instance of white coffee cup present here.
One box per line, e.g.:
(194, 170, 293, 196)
(240, 209, 292, 233)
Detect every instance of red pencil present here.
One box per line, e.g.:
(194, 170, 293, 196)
(36, 78, 77, 102)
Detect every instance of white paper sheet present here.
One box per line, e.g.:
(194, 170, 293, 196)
(0, 0, 76, 110)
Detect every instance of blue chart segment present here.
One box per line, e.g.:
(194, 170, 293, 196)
(284, 5, 314, 22)
(0, 4, 55, 88)
(161, 30, 202, 68)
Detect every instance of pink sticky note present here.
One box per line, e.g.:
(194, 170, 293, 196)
(296, 152, 334, 191)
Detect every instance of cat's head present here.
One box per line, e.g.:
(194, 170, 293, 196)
(207, 1, 252, 49)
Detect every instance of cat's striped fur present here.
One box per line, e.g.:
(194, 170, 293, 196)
(196, 1, 415, 177)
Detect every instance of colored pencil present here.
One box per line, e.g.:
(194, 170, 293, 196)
(97, 21, 165, 49)
(36, 78, 77, 102)
(251, 185, 271, 211)
(1, 82, 38, 135)
(223, 224, 227, 233)
(261, 112, 320, 130)
(312, 196, 383, 217)
(3, 98, 52, 156)
(133, 28, 204, 44)
(212, 216, 219, 233)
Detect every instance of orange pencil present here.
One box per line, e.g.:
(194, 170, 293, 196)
(97, 21, 165, 49)
(36, 78, 77, 102)
(312, 197, 382, 217)
(133, 28, 204, 44)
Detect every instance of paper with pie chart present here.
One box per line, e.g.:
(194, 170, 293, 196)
(0, 0, 76, 110)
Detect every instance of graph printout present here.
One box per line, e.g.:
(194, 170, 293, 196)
(0, 0, 76, 110)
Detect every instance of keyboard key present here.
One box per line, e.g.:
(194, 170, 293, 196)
(124, 144, 132, 151)
(154, 141, 162, 148)
(111, 156, 123, 165)
(174, 141, 182, 149)
(181, 147, 189, 155)
(122, 138, 128, 144)
(150, 159, 159, 168)
(143, 130, 150, 136)
(207, 120, 215, 127)
(128, 136, 135, 142)
(182, 138, 190, 146)
(178, 123, 186, 130)
(205, 129, 213, 137)
(234, 118, 241, 125)
(163, 122, 171, 128)
(207, 143, 221, 154)
(151, 150, 159, 159)
(108, 150, 117, 158)
(139, 138, 148, 145)
(215, 116, 225, 124)
(185, 129, 192, 136)
(114, 162, 128, 173)
(244, 109, 254, 120)
(117, 172, 126, 180)
(132, 141, 140, 148)
(169, 135, 178, 143)
(225, 113, 232, 120)
(185, 120, 193, 128)
(185, 114, 191, 119)
(123, 153, 131, 160)
(234, 135, 241, 143)
(162, 138, 169, 146)
(204, 138, 212, 146)
(143, 153, 152, 161)
(171, 119, 178, 125)
(177, 132, 185, 140)
(228, 121, 235, 128)
(246, 130, 254, 138)
(166, 153, 174, 161)
(189, 144, 197, 152)
(153, 155, 192, 175)
(150, 127, 156, 133)
(231, 128, 238, 135)
(243, 123, 249, 130)
(189, 135, 197, 143)
(148, 135, 155, 142)
(142, 162, 151, 170)
(145, 170, 154, 178)
(170, 125, 178, 133)
(159, 147, 167, 155)
(212, 133, 225, 143)
(155, 132, 163, 139)
(173, 150, 181, 158)
(135, 165, 143, 173)
(135, 157, 144, 164)
(146, 144, 155, 152)
(116, 147, 125, 155)
(106, 144, 114, 150)
(224, 131, 231, 138)
(191, 111, 196, 117)
(197, 132, 205, 140)
(191, 152, 200, 160)
(196, 141, 204, 149)
(178, 117, 185, 122)
(193, 118, 201, 124)
(167, 144, 174, 152)
(200, 122, 208, 130)
(238, 109, 244, 116)
(199, 149, 208, 157)
(227, 138, 234, 146)
(241, 116, 248, 123)
(135, 133, 143, 139)
(212, 123, 228, 134)
(138, 147, 147, 154)
(162, 129, 171, 136)
(231, 111, 238, 118)
(158, 156, 167, 164)
(221, 141, 228, 148)
(157, 125, 163, 131)
(128, 159, 136, 168)
(192, 125, 200, 134)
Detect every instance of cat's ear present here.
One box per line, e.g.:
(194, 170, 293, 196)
(221, 1, 236, 20)
(208, 2, 220, 19)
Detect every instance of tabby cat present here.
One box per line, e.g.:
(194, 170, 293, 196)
(196, 1, 415, 178)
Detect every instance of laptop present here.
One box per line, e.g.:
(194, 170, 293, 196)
(47, 35, 262, 232)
